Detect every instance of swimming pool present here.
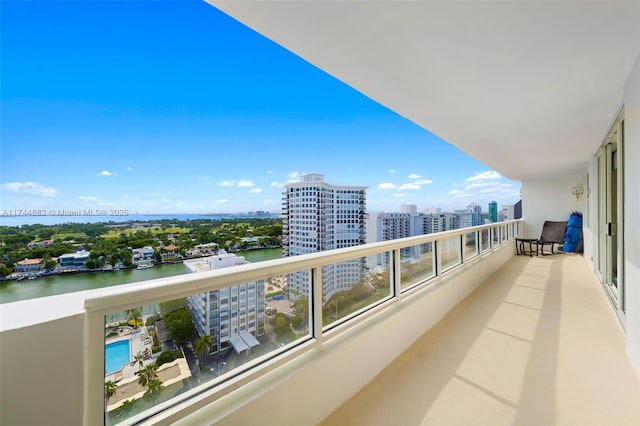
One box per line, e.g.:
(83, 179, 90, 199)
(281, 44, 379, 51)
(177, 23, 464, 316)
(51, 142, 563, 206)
(105, 340, 130, 375)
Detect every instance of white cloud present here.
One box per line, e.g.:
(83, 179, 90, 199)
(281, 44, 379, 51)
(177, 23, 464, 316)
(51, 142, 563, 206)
(126, 166, 133, 171)
(237, 180, 255, 188)
(377, 182, 397, 190)
(414, 179, 433, 185)
(465, 171, 501, 183)
(408, 173, 422, 179)
(98, 170, 117, 177)
(388, 169, 396, 174)
(270, 181, 284, 188)
(267, 170, 273, 175)
(397, 183, 421, 191)
(249, 188, 262, 194)
(215, 199, 229, 205)
(448, 189, 472, 198)
(287, 171, 301, 180)
(218, 180, 236, 187)
(77, 196, 97, 201)
(1, 181, 57, 197)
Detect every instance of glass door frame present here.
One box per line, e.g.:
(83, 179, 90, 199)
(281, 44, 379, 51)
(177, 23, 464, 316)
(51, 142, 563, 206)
(595, 111, 625, 320)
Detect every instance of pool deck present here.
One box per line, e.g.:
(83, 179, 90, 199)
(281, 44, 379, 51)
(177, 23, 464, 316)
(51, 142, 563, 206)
(105, 326, 154, 383)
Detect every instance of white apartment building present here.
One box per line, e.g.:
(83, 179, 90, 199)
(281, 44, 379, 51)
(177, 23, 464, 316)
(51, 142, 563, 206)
(282, 173, 367, 302)
(184, 252, 265, 354)
(372, 208, 459, 267)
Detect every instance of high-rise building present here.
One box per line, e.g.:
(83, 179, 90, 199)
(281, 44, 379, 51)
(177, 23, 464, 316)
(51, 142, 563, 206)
(282, 173, 367, 302)
(184, 252, 265, 354)
(371, 207, 459, 268)
(488, 201, 498, 223)
(500, 204, 515, 221)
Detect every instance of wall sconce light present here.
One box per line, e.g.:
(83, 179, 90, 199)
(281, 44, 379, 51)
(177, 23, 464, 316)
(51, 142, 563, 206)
(572, 183, 585, 201)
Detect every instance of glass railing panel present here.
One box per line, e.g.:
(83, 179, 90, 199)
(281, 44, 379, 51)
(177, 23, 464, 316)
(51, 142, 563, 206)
(105, 273, 311, 425)
(440, 236, 462, 271)
(463, 232, 477, 261)
(481, 229, 490, 252)
(322, 256, 390, 327)
(400, 243, 435, 291)
(492, 226, 501, 246)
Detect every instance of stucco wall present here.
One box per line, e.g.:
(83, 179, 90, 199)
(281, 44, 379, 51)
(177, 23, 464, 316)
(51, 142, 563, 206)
(520, 174, 587, 240)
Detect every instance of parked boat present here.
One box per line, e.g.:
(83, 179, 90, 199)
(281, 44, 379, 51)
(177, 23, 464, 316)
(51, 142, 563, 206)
(136, 263, 154, 270)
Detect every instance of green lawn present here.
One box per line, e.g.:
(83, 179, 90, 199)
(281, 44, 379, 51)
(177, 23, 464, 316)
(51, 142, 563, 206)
(101, 226, 190, 238)
(51, 232, 89, 240)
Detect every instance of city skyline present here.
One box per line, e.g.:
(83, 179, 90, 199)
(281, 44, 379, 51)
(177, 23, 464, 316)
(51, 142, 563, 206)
(0, 1, 521, 217)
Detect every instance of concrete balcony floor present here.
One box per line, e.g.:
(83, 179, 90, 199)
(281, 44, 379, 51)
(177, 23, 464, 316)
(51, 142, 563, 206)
(320, 254, 640, 426)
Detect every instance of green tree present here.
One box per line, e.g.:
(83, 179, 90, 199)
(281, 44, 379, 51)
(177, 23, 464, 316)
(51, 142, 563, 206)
(105, 380, 117, 401)
(85, 259, 99, 269)
(144, 378, 164, 396)
(137, 363, 159, 388)
(44, 259, 57, 270)
(274, 315, 291, 339)
(130, 351, 144, 370)
(156, 349, 181, 368)
(195, 334, 213, 363)
(163, 307, 194, 344)
(117, 399, 136, 421)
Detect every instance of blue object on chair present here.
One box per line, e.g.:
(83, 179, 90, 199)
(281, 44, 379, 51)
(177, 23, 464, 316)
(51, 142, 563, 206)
(563, 212, 582, 252)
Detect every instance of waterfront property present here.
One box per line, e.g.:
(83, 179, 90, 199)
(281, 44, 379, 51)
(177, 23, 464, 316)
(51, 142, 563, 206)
(14, 258, 44, 274)
(58, 250, 90, 270)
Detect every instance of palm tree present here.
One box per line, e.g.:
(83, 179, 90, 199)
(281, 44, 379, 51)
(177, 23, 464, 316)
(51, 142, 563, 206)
(130, 351, 144, 370)
(104, 380, 117, 401)
(194, 334, 213, 363)
(117, 399, 136, 422)
(137, 362, 158, 388)
(144, 378, 164, 396)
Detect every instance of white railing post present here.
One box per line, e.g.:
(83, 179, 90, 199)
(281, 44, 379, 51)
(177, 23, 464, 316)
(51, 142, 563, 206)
(312, 266, 324, 346)
(392, 249, 401, 297)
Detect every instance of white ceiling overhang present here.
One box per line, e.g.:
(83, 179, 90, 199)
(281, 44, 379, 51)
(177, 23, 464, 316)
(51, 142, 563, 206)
(207, 1, 640, 181)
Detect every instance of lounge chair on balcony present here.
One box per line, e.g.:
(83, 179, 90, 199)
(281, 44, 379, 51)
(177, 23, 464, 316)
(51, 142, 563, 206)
(535, 220, 568, 255)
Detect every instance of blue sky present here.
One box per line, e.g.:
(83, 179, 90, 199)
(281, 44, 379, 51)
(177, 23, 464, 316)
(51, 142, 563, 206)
(0, 0, 520, 217)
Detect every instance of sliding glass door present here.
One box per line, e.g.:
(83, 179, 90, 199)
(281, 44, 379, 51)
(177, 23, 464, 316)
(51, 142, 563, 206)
(595, 114, 624, 316)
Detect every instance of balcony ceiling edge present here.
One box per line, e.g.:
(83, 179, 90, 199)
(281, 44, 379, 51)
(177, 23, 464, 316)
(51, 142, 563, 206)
(207, 1, 640, 182)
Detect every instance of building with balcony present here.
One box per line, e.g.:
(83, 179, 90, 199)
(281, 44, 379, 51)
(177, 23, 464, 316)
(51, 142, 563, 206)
(1, 3, 639, 426)
(132, 246, 154, 264)
(184, 252, 265, 354)
(57, 250, 90, 269)
(14, 258, 43, 274)
(282, 173, 367, 302)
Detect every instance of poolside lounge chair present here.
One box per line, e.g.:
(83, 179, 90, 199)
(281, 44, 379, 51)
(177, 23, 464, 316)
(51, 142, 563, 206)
(535, 220, 568, 255)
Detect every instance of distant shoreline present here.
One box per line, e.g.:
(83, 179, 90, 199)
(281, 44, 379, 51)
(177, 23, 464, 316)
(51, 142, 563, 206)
(0, 213, 281, 227)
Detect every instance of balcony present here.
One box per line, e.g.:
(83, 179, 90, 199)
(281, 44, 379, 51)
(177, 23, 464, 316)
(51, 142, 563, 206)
(0, 222, 510, 424)
(320, 253, 640, 426)
(2, 220, 638, 426)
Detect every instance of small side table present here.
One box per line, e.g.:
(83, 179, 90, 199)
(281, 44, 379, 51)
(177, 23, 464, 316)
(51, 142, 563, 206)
(516, 238, 538, 256)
